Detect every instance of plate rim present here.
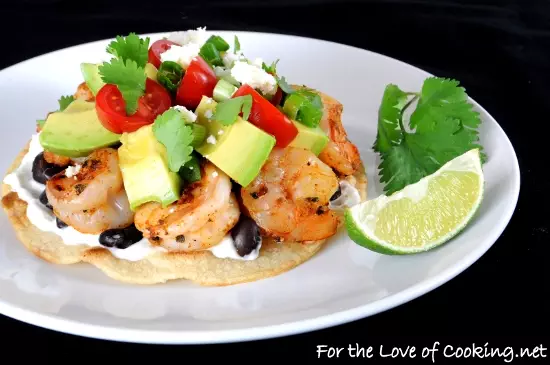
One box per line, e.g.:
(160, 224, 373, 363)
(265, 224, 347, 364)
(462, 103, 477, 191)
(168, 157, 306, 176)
(0, 30, 521, 344)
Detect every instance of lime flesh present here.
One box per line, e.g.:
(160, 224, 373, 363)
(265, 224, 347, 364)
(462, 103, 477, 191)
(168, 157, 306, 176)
(345, 149, 484, 255)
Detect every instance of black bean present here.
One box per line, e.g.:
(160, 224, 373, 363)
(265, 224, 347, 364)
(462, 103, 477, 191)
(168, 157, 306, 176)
(109, 141, 122, 149)
(32, 153, 64, 184)
(39, 190, 52, 210)
(56, 218, 68, 229)
(330, 186, 342, 201)
(99, 224, 143, 249)
(122, 224, 144, 247)
(43, 167, 62, 181)
(231, 215, 262, 257)
(99, 229, 124, 248)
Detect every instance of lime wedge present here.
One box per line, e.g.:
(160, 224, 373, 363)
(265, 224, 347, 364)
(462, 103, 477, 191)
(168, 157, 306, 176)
(345, 149, 484, 254)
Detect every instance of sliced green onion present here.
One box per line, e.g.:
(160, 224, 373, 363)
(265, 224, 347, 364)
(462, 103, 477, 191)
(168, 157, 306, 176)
(213, 79, 237, 102)
(282, 92, 307, 120)
(190, 124, 207, 147)
(282, 90, 324, 128)
(199, 42, 223, 67)
(157, 61, 184, 93)
(206, 35, 230, 52)
(300, 89, 323, 108)
(296, 102, 323, 128)
(179, 154, 202, 183)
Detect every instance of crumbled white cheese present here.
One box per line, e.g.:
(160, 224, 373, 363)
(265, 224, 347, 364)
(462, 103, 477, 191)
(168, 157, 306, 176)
(251, 57, 264, 68)
(167, 27, 208, 46)
(212, 171, 219, 178)
(204, 110, 213, 119)
(189, 166, 194, 170)
(206, 135, 217, 144)
(65, 164, 81, 178)
(217, 130, 224, 136)
(222, 51, 246, 68)
(231, 61, 277, 96)
(160, 43, 201, 70)
(172, 105, 197, 123)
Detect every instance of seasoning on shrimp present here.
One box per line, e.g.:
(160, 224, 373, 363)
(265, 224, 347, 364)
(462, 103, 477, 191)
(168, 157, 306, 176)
(241, 146, 341, 242)
(134, 162, 240, 252)
(45, 148, 134, 234)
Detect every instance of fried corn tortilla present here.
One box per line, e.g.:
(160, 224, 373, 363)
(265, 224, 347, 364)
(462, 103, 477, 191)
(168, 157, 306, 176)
(1, 141, 367, 286)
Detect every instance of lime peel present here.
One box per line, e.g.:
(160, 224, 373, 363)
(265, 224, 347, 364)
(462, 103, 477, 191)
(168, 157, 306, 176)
(345, 148, 484, 255)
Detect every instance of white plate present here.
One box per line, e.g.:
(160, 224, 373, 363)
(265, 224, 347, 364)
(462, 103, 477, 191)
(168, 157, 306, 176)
(0, 31, 520, 344)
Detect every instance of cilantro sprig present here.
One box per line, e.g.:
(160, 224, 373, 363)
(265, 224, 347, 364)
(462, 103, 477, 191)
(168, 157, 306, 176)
(98, 33, 150, 115)
(152, 109, 195, 173)
(374, 77, 485, 195)
(212, 95, 253, 125)
(58, 95, 75, 111)
(106, 32, 150, 68)
(99, 58, 146, 115)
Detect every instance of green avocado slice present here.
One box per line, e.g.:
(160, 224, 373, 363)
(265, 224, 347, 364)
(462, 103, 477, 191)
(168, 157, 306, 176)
(39, 99, 121, 158)
(194, 96, 276, 187)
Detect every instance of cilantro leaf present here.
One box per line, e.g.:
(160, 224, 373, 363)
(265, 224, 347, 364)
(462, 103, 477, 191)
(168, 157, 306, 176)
(58, 95, 75, 111)
(98, 58, 146, 115)
(262, 59, 279, 74)
(152, 109, 194, 172)
(276, 76, 295, 94)
(107, 33, 150, 68)
(212, 95, 253, 125)
(234, 35, 241, 53)
(372, 85, 408, 154)
(375, 77, 485, 195)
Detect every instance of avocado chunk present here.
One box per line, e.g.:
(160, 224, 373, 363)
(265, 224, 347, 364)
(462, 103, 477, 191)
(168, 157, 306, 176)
(288, 120, 329, 155)
(80, 63, 105, 95)
(118, 124, 181, 210)
(194, 96, 276, 187)
(39, 99, 121, 158)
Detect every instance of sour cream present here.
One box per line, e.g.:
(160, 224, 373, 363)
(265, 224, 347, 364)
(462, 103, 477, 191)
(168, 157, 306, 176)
(3, 134, 260, 263)
(208, 235, 261, 261)
(3, 134, 160, 262)
(329, 180, 361, 210)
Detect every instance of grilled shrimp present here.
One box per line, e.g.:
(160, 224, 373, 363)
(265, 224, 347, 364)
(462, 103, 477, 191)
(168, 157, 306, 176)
(293, 86, 362, 176)
(45, 148, 134, 234)
(43, 151, 71, 167)
(317, 91, 362, 176)
(241, 147, 341, 242)
(74, 82, 95, 102)
(134, 162, 240, 252)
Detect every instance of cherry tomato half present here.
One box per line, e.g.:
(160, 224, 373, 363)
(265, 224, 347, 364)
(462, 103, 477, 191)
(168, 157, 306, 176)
(148, 39, 179, 69)
(233, 84, 298, 148)
(175, 56, 218, 110)
(96, 78, 172, 134)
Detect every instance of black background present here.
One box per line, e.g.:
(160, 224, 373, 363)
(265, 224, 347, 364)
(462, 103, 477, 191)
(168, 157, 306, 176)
(1, 0, 549, 361)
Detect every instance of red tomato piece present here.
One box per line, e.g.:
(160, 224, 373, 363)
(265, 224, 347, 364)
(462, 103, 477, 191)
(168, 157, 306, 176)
(96, 79, 172, 134)
(175, 56, 218, 110)
(270, 87, 283, 106)
(233, 84, 298, 148)
(148, 39, 179, 69)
